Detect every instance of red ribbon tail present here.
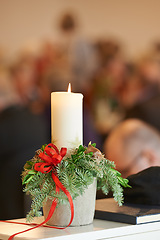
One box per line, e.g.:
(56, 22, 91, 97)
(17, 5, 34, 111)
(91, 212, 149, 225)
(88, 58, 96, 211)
(8, 198, 58, 240)
(51, 172, 74, 227)
(8, 173, 74, 239)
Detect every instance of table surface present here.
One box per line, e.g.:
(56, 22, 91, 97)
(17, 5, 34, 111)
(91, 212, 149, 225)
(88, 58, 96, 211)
(0, 217, 160, 240)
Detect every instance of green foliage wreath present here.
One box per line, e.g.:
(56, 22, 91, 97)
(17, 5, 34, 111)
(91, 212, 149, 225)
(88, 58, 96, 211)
(22, 142, 130, 222)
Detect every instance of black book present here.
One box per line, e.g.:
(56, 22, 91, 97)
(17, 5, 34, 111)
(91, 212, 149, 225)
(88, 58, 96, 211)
(95, 198, 160, 224)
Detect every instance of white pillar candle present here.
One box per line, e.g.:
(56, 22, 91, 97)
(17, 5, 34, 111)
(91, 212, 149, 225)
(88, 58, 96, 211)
(51, 84, 83, 149)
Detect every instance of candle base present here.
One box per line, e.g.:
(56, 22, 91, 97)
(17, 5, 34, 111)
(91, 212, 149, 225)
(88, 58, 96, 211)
(43, 179, 97, 227)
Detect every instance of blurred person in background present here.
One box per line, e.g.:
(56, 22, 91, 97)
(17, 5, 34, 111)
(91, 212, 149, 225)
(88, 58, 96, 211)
(10, 53, 52, 141)
(56, 12, 98, 94)
(104, 119, 160, 206)
(104, 119, 160, 178)
(0, 68, 48, 220)
(36, 41, 57, 80)
(123, 55, 160, 131)
(11, 59, 41, 113)
(89, 39, 128, 141)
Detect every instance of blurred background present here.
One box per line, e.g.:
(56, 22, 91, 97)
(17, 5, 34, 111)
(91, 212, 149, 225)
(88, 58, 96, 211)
(1, 0, 160, 60)
(1, 0, 160, 219)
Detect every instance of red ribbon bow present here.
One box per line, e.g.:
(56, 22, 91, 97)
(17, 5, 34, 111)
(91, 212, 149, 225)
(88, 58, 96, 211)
(7, 143, 74, 240)
(34, 143, 67, 174)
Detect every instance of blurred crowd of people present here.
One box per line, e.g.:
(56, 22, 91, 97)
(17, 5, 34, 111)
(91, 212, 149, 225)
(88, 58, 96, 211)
(1, 12, 160, 219)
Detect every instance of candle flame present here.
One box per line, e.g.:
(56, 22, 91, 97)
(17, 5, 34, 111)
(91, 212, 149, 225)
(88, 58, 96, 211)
(67, 83, 71, 93)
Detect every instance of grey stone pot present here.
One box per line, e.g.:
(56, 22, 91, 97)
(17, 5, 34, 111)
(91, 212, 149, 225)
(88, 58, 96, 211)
(43, 179, 97, 226)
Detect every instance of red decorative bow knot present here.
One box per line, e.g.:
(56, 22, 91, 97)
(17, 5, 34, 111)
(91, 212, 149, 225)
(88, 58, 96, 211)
(34, 143, 67, 174)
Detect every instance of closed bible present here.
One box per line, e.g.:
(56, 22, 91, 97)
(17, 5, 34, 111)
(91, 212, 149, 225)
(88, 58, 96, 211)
(95, 198, 160, 224)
